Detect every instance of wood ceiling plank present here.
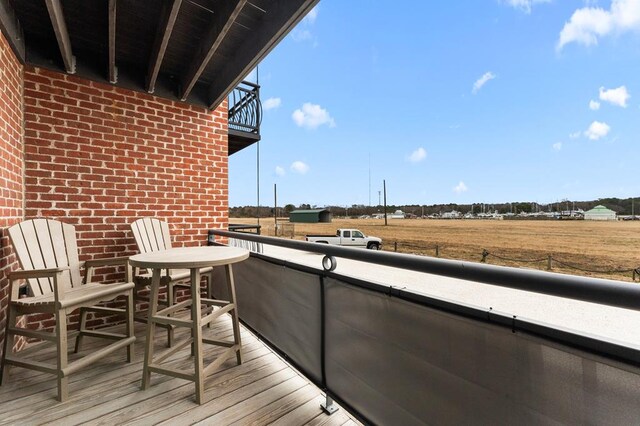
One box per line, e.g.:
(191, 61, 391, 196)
(180, 0, 247, 101)
(146, 0, 182, 93)
(108, 0, 117, 83)
(44, 0, 75, 74)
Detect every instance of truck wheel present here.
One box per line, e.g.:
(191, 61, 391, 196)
(367, 242, 380, 250)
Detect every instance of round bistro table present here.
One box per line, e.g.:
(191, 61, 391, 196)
(129, 246, 250, 404)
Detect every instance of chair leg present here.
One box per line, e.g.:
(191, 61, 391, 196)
(207, 271, 214, 299)
(207, 271, 214, 328)
(56, 309, 69, 402)
(74, 307, 89, 353)
(0, 306, 17, 385)
(166, 283, 174, 348)
(126, 290, 135, 363)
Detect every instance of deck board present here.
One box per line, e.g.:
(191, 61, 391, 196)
(0, 318, 359, 426)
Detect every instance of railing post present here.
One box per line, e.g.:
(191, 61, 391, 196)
(435, 244, 439, 258)
(547, 255, 552, 271)
(481, 249, 488, 263)
(394, 241, 398, 252)
(321, 394, 339, 415)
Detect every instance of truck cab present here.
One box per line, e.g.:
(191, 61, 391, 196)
(305, 228, 382, 250)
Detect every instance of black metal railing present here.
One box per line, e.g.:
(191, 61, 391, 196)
(209, 230, 640, 311)
(224, 224, 262, 253)
(228, 81, 261, 136)
(228, 223, 261, 234)
(208, 229, 640, 424)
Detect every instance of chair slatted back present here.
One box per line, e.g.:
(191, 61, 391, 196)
(8, 219, 82, 296)
(130, 218, 172, 254)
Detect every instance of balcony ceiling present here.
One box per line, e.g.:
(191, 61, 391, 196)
(0, 0, 317, 109)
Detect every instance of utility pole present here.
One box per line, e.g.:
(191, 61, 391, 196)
(274, 183, 277, 227)
(378, 191, 381, 207)
(383, 180, 388, 226)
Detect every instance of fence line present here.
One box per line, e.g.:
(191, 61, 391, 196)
(391, 241, 640, 281)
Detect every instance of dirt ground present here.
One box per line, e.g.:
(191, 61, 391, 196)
(231, 217, 640, 282)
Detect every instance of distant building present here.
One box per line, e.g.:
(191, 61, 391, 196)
(389, 210, 406, 219)
(584, 205, 617, 221)
(289, 209, 332, 223)
(442, 210, 462, 219)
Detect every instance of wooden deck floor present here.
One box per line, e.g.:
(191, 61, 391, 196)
(0, 318, 358, 426)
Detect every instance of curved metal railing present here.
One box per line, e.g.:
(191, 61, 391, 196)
(228, 81, 261, 135)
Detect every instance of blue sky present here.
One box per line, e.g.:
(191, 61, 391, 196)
(229, 0, 640, 208)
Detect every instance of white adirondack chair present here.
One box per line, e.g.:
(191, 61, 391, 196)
(1, 219, 136, 402)
(130, 218, 214, 346)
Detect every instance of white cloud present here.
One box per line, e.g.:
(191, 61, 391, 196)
(569, 131, 581, 139)
(304, 6, 318, 24)
(599, 85, 630, 107)
(263, 97, 282, 111)
(503, 0, 552, 14)
(291, 29, 313, 42)
(589, 100, 601, 110)
(557, 0, 640, 51)
(292, 103, 336, 129)
(584, 120, 611, 140)
(275, 166, 285, 177)
(553, 142, 563, 151)
(407, 147, 427, 163)
(290, 161, 309, 174)
(292, 6, 319, 44)
(453, 181, 468, 194)
(472, 72, 496, 94)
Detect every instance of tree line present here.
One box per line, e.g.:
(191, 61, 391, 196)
(229, 197, 639, 218)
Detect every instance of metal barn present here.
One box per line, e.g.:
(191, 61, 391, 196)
(289, 209, 332, 223)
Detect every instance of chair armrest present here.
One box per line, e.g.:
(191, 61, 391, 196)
(9, 267, 70, 300)
(9, 267, 70, 281)
(84, 256, 130, 268)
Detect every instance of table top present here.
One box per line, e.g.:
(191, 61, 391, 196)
(129, 246, 250, 269)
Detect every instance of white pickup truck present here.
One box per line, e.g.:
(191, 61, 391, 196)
(305, 229, 382, 250)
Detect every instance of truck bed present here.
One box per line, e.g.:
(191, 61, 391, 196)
(305, 234, 336, 238)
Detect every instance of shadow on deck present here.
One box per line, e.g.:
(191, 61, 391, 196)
(0, 319, 358, 425)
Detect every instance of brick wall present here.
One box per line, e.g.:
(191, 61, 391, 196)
(21, 67, 228, 330)
(0, 30, 25, 358)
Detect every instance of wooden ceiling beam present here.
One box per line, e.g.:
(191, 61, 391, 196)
(108, 0, 117, 83)
(0, 0, 25, 63)
(146, 0, 182, 93)
(207, 0, 319, 109)
(180, 0, 247, 101)
(45, 0, 75, 74)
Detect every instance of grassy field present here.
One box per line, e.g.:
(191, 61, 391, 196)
(231, 217, 640, 282)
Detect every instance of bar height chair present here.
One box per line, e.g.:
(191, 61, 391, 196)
(130, 218, 214, 346)
(1, 219, 136, 402)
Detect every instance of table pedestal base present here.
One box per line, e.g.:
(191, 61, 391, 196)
(141, 264, 242, 404)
